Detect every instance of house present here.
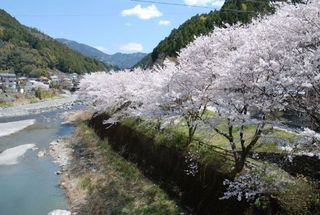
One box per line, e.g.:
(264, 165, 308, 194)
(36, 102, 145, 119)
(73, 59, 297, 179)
(0, 73, 17, 91)
(17, 77, 32, 93)
(38, 76, 49, 84)
(29, 80, 50, 90)
(70, 73, 78, 81)
(60, 77, 73, 90)
(50, 75, 59, 83)
(70, 73, 80, 90)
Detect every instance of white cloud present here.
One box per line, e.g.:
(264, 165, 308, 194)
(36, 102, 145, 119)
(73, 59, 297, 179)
(120, 42, 143, 52)
(94, 46, 108, 53)
(125, 22, 132, 27)
(121, 4, 162, 20)
(211, 0, 225, 8)
(184, 0, 225, 8)
(158, 20, 171, 26)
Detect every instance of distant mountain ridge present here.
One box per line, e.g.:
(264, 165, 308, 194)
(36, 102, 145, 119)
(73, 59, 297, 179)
(56, 38, 147, 69)
(0, 9, 108, 77)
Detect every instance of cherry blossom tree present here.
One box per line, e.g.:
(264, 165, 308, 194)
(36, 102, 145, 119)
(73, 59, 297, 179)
(171, 24, 272, 173)
(77, 67, 174, 126)
(78, 0, 320, 175)
(157, 56, 216, 145)
(166, 0, 320, 173)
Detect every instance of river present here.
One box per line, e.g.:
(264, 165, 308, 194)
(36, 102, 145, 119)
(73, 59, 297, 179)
(0, 107, 80, 215)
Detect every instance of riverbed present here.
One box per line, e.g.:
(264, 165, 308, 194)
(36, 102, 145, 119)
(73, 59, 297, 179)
(0, 106, 80, 215)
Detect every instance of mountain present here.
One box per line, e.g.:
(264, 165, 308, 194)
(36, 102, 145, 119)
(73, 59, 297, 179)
(0, 9, 109, 77)
(136, 0, 274, 67)
(56, 38, 147, 69)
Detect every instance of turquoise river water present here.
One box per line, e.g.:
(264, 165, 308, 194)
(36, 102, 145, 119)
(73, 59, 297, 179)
(0, 108, 79, 215)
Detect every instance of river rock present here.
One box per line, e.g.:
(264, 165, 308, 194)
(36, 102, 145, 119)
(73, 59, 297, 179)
(48, 209, 71, 215)
(37, 150, 46, 158)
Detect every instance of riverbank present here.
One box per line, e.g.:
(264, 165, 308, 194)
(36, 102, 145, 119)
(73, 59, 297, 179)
(0, 88, 62, 107)
(49, 139, 79, 212)
(0, 94, 77, 118)
(50, 118, 182, 214)
(88, 114, 320, 215)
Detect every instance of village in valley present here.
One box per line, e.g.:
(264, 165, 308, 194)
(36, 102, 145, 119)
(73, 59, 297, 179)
(0, 72, 80, 104)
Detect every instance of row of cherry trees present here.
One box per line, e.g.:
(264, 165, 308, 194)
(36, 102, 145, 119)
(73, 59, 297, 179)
(78, 0, 319, 174)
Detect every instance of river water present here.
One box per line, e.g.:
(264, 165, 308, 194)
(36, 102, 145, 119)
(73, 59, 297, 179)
(0, 107, 79, 215)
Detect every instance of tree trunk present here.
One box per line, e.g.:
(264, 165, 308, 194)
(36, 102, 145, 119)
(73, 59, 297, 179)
(156, 118, 161, 131)
(188, 125, 197, 145)
(232, 156, 246, 175)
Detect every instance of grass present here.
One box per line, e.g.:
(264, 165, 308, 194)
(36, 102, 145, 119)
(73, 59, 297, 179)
(0, 90, 61, 107)
(86, 113, 320, 214)
(71, 123, 181, 215)
(0, 101, 13, 107)
(159, 115, 297, 154)
(122, 114, 298, 156)
(119, 116, 320, 208)
(29, 97, 40, 103)
(35, 88, 57, 100)
(277, 176, 320, 215)
(202, 124, 297, 154)
(121, 117, 235, 174)
(122, 118, 189, 151)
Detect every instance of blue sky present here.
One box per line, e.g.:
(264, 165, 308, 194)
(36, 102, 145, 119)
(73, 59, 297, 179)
(0, 0, 224, 54)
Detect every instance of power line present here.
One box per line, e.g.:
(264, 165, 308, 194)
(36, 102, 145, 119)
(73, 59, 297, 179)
(130, 0, 216, 9)
(15, 0, 269, 17)
(16, 14, 110, 17)
(130, 0, 265, 13)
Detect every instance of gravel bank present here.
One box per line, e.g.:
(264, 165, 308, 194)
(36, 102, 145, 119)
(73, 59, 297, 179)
(0, 119, 35, 137)
(0, 95, 77, 118)
(49, 137, 87, 213)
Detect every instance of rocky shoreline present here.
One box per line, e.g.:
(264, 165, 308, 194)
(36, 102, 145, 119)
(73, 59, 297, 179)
(49, 138, 83, 214)
(48, 111, 93, 214)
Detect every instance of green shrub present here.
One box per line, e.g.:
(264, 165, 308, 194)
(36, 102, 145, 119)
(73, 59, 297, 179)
(277, 176, 320, 215)
(34, 87, 55, 100)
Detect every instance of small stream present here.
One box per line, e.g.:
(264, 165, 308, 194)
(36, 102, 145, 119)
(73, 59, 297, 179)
(0, 106, 82, 215)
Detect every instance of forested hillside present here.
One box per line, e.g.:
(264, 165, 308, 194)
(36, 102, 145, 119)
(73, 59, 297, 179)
(137, 0, 274, 67)
(0, 9, 108, 77)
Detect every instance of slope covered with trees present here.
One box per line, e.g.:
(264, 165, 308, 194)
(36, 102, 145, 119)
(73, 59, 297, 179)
(137, 0, 274, 67)
(0, 9, 108, 77)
